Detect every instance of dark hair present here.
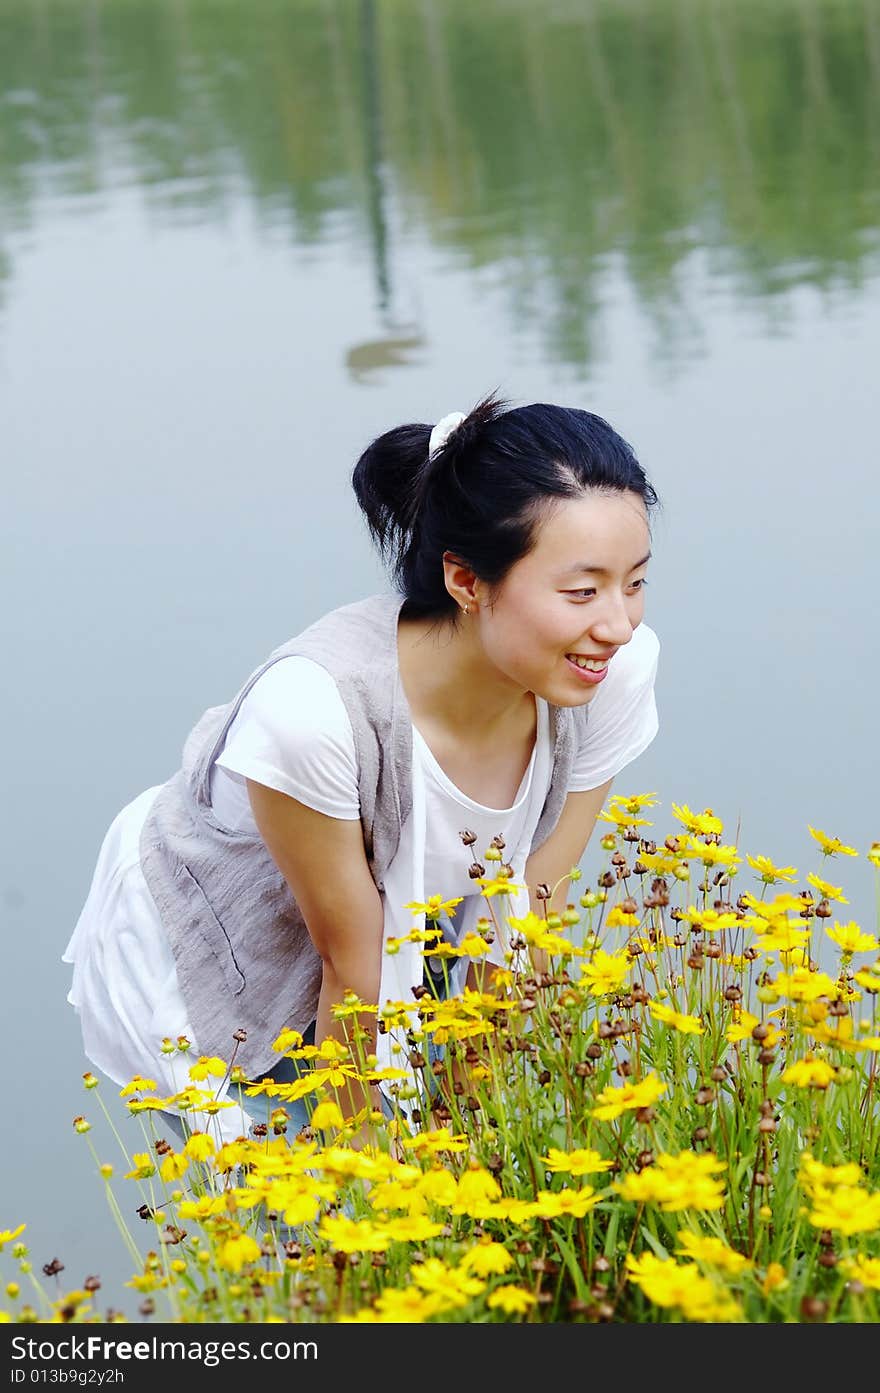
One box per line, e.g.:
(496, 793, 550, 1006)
(351, 389, 659, 620)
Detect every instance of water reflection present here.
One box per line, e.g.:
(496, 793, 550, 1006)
(345, 324, 426, 382)
(1, 0, 878, 372)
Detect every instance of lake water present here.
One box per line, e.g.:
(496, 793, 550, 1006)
(2, 0, 879, 1316)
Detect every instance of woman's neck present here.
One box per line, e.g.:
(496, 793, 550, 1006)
(397, 612, 535, 739)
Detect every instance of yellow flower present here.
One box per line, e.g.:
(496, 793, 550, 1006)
(540, 1148, 612, 1177)
(456, 931, 495, 957)
(625, 1252, 728, 1321)
(414, 1171, 458, 1208)
(773, 968, 841, 1003)
(671, 804, 724, 836)
(840, 1254, 880, 1290)
(412, 1258, 485, 1305)
(213, 1142, 249, 1174)
(382, 1216, 444, 1243)
(609, 791, 659, 813)
(676, 1233, 751, 1273)
(579, 949, 631, 997)
(806, 873, 849, 903)
(750, 921, 810, 956)
(487, 1285, 537, 1315)
(402, 1128, 469, 1156)
(854, 967, 880, 994)
(309, 1098, 346, 1130)
(187, 1056, 228, 1082)
(605, 906, 640, 929)
(808, 826, 858, 858)
(183, 1132, 216, 1162)
(451, 1168, 502, 1215)
(118, 1075, 158, 1098)
(319, 1216, 391, 1254)
(0, 1225, 25, 1252)
(124, 1153, 156, 1180)
(798, 1153, 867, 1194)
(592, 1073, 667, 1121)
(680, 907, 741, 933)
(404, 894, 464, 920)
(742, 891, 812, 918)
(217, 1233, 262, 1273)
(474, 875, 523, 899)
(271, 1028, 304, 1053)
(681, 837, 741, 869)
(159, 1152, 189, 1183)
(369, 1288, 444, 1322)
(648, 1001, 704, 1035)
(331, 991, 379, 1018)
(807, 1186, 880, 1236)
(747, 854, 797, 884)
(762, 1262, 789, 1294)
(598, 807, 653, 829)
(637, 850, 687, 875)
(461, 1241, 515, 1277)
(825, 922, 879, 955)
(530, 1188, 600, 1219)
(781, 1057, 837, 1089)
(614, 1153, 726, 1212)
(868, 843, 880, 869)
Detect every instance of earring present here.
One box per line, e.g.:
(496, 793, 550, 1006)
(463, 603, 470, 615)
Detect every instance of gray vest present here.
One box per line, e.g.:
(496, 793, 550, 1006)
(139, 592, 586, 1077)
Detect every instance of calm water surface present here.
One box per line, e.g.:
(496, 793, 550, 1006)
(2, 0, 879, 1311)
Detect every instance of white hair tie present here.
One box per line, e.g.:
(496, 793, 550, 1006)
(428, 410, 467, 462)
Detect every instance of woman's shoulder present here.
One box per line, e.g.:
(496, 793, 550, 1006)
(269, 592, 403, 666)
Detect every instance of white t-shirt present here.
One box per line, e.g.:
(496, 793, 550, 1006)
(64, 623, 659, 1141)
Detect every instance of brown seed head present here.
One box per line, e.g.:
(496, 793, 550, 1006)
(800, 1296, 827, 1321)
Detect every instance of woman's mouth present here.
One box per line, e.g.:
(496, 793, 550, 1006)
(565, 653, 609, 685)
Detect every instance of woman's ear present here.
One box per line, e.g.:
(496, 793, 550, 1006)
(442, 552, 480, 612)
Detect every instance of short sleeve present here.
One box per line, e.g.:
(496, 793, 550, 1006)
(568, 623, 660, 791)
(214, 656, 361, 819)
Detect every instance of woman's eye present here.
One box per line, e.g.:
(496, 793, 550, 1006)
(565, 579, 647, 600)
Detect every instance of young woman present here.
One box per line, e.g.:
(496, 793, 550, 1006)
(64, 392, 661, 1142)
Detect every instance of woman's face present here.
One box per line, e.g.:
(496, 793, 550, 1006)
(474, 489, 652, 708)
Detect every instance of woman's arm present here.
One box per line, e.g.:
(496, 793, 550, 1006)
(523, 780, 613, 976)
(525, 779, 613, 915)
(245, 779, 385, 1121)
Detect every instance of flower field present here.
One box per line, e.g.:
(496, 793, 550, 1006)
(4, 795, 880, 1324)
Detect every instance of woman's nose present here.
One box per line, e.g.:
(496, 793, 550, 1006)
(590, 595, 635, 646)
